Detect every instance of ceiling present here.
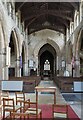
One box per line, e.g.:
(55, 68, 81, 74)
(15, 2, 79, 35)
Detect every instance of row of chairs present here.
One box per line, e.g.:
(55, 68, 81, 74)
(1, 91, 68, 119)
(1, 91, 42, 119)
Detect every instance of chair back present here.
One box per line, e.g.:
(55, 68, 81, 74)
(15, 92, 25, 105)
(1, 91, 9, 99)
(3, 98, 15, 111)
(52, 104, 68, 118)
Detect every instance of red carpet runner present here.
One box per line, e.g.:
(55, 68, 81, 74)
(0, 104, 80, 120)
(38, 104, 80, 120)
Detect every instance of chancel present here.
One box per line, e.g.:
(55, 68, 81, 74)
(0, 0, 82, 120)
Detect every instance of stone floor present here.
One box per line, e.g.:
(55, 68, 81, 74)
(9, 80, 82, 119)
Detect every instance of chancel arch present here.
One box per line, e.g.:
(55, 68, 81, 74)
(34, 38, 61, 77)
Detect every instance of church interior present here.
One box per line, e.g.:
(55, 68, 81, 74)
(0, 0, 83, 119)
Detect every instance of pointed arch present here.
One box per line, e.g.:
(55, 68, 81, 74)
(34, 38, 61, 58)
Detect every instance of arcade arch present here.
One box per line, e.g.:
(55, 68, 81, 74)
(9, 29, 20, 77)
(76, 29, 83, 76)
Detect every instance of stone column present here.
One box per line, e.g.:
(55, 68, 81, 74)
(56, 56, 59, 70)
(36, 56, 39, 76)
(4, 65, 9, 80)
(77, 12, 79, 26)
(15, 59, 21, 77)
(0, 21, 8, 80)
(54, 57, 56, 76)
(23, 61, 28, 76)
(80, 2, 83, 22)
(0, 54, 5, 80)
(75, 59, 80, 77)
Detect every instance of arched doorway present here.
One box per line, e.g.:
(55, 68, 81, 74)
(38, 43, 56, 79)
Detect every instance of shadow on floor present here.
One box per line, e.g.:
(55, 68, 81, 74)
(62, 94, 81, 102)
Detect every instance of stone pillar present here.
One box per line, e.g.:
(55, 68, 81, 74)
(36, 56, 39, 76)
(15, 12, 18, 26)
(66, 28, 69, 41)
(75, 59, 80, 77)
(23, 61, 28, 76)
(0, 21, 8, 80)
(4, 66, 9, 80)
(15, 59, 21, 77)
(64, 35, 67, 72)
(70, 22, 72, 35)
(56, 56, 59, 70)
(9, 3, 12, 16)
(0, 54, 5, 80)
(80, 2, 83, 22)
(54, 57, 56, 76)
(77, 12, 79, 26)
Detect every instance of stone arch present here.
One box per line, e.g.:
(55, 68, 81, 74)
(9, 27, 21, 58)
(75, 28, 83, 76)
(9, 30, 19, 57)
(9, 28, 21, 77)
(34, 38, 61, 76)
(75, 28, 83, 59)
(34, 38, 61, 57)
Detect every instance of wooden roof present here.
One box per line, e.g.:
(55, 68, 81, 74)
(15, 2, 79, 35)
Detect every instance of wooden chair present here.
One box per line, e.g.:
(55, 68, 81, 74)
(15, 92, 30, 111)
(0, 104, 2, 120)
(24, 101, 42, 120)
(52, 104, 68, 119)
(1, 91, 10, 119)
(3, 98, 21, 119)
(0, 91, 2, 119)
(1, 91, 9, 100)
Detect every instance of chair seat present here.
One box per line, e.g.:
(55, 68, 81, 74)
(5, 105, 21, 111)
(25, 108, 41, 115)
(54, 113, 67, 118)
(28, 108, 36, 111)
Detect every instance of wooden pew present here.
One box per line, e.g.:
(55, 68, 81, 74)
(9, 76, 41, 93)
(54, 76, 83, 93)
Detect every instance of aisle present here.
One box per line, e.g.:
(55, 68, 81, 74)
(25, 80, 66, 104)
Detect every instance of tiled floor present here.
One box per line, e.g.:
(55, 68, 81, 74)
(9, 80, 82, 119)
